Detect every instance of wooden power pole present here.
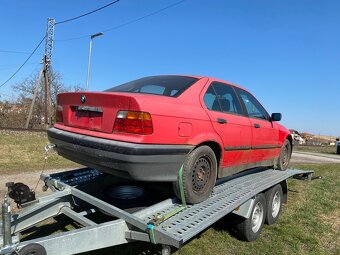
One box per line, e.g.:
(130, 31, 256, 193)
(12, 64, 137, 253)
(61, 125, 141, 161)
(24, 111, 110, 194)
(43, 55, 51, 127)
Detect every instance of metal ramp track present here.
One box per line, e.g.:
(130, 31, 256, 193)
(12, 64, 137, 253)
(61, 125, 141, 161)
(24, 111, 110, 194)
(141, 169, 311, 243)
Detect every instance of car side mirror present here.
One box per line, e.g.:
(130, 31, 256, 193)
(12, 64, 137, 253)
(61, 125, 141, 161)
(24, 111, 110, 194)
(336, 138, 339, 141)
(271, 113, 282, 122)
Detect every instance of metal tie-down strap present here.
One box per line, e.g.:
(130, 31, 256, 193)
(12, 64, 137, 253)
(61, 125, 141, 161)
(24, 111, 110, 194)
(147, 165, 187, 244)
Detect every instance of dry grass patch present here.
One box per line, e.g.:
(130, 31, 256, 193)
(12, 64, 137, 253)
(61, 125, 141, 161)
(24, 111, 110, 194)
(0, 130, 79, 174)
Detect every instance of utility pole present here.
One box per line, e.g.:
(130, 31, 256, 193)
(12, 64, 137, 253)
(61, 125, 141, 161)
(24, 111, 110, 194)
(43, 55, 51, 127)
(25, 18, 55, 129)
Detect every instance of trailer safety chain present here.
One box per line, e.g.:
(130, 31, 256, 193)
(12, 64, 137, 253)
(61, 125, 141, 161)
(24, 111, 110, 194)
(33, 144, 56, 192)
(147, 165, 187, 244)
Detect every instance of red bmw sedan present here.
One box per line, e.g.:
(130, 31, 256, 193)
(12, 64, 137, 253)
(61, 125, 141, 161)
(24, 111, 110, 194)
(48, 75, 292, 204)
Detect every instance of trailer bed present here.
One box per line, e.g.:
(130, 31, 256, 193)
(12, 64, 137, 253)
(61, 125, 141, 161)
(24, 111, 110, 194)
(1, 167, 313, 255)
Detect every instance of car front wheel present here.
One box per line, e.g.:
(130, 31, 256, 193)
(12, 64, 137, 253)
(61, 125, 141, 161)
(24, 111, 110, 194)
(277, 139, 291, 170)
(173, 145, 217, 204)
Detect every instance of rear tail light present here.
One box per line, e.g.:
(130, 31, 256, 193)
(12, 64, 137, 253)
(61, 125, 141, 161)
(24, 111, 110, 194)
(56, 105, 63, 123)
(113, 111, 153, 135)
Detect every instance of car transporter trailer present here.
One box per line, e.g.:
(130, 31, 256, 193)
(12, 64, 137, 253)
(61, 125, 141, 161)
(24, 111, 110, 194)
(1, 167, 313, 255)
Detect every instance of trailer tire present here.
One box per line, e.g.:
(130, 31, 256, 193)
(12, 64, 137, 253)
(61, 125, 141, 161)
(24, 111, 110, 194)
(236, 193, 266, 241)
(173, 146, 217, 204)
(19, 243, 46, 255)
(277, 139, 291, 170)
(265, 184, 283, 225)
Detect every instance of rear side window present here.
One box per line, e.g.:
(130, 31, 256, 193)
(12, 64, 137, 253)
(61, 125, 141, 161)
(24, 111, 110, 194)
(203, 82, 243, 115)
(236, 89, 269, 120)
(106, 75, 198, 97)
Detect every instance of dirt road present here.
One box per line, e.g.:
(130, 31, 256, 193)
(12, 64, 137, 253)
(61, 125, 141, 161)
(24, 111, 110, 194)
(0, 168, 71, 204)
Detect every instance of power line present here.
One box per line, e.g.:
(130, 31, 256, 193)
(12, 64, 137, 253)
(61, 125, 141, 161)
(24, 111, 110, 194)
(0, 36, 45, 89)
(55, 0, 120, 25)
(103, 0, 187, 32)
(56, 0, 187, 42)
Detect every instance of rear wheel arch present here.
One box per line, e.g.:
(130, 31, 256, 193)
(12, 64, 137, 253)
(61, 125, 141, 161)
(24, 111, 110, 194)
(196, 141, 222, 170)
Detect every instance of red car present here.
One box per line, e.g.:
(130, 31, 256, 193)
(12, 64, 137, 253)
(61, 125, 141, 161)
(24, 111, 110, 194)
(48, 75, 292, 204)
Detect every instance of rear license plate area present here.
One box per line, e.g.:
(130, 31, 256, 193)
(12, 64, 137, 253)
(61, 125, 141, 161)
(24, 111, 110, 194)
(69, 106, 103, 130)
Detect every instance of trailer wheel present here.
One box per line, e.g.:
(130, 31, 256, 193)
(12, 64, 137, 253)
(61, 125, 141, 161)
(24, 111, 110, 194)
(265, 184, 283, 225)
(173, 146, 217, 204)
(19, 243, 46, 255)
(236, 193, 266, 241)
(277, 139, 291, 170)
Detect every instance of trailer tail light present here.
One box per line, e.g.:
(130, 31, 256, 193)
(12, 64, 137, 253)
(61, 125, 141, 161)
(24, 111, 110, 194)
(113, 111, 153, 135)
(56, 105, 63, 123)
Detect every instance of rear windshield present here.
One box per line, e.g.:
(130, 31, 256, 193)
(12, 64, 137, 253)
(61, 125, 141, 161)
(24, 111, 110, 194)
(106, 75, 199, 97)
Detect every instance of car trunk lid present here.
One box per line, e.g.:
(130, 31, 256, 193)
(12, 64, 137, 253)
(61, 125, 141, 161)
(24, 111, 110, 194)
(57, 92, 134, 133)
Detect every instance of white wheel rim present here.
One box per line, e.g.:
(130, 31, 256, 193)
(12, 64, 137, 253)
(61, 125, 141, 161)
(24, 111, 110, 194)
(251, 202, 264, 233)
(271, 191, 281, 218)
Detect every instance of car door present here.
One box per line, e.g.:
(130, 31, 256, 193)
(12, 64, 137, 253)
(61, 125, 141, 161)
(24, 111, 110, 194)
(202, 82, 252, 176)
(235, 88, 280, 163)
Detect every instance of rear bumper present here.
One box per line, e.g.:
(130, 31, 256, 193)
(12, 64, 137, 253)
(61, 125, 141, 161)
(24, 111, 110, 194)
(47, 128, 194, 181)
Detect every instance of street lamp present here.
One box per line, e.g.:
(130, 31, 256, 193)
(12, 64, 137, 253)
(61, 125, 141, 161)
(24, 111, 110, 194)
(85, 32, 104, 91)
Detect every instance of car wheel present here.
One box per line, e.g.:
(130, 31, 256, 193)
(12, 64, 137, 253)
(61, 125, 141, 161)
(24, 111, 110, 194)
(236, 193, 267, 241)
(173, 145, 217, 204)
(19, 243, 47, 255)
(277, 139, 291, 170)
(265, 184, 283, 225)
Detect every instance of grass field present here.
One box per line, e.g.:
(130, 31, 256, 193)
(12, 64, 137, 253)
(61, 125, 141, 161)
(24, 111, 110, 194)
(0, 130, 78, 174)
(294, 145, 337, 155)
(1, 131, 339, 254)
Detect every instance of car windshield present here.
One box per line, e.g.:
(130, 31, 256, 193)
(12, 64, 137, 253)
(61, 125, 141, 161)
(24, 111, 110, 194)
(106, 75, 199, 97)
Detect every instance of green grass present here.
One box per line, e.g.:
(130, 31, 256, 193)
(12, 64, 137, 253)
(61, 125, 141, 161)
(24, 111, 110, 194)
(0, 130, 78, 174)
(294, 145, 337, 155)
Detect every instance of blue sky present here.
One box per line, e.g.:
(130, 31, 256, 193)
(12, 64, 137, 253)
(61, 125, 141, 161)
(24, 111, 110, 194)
(0, 0, 339, 136)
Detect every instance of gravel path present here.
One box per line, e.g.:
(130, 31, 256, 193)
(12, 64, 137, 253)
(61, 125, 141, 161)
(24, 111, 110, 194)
(0, 168, 73, 204)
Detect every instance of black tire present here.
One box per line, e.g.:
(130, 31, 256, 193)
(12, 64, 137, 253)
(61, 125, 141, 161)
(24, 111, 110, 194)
(19, 243, 47, 255)
(236, 193, 267, 241)
(173, 146, 217, 204)
(265, 184, 283, 225)
(277, 139, 291, 170)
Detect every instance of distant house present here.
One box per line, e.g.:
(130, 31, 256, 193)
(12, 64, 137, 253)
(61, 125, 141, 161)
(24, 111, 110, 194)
(289, 129, 306, 145)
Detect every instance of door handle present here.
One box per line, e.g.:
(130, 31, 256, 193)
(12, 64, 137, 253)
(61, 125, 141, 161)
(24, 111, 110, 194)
(217, 118, 227, 124)
(254, 123, 261, 128)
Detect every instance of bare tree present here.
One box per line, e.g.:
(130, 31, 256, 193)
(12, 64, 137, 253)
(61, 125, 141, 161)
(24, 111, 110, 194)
(10, 69, 81, 128)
